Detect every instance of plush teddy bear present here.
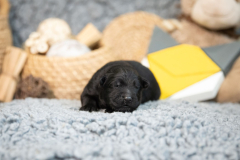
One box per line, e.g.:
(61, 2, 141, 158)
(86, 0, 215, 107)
(181, 0, 240, 30)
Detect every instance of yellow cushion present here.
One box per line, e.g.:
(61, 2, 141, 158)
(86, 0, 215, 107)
(148, 44, 221, 99)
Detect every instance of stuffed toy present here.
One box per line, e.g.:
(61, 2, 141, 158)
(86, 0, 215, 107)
(15, 75, 55, 99)
(181, 0, 240, 30)
(25, 18, 72, 55)
(37, 18, 72, 45)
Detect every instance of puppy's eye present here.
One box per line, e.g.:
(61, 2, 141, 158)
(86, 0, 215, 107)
(133, 81, 140, 89)
(115, 82, 121, 88)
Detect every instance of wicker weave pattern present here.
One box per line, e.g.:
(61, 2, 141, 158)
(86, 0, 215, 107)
(0, 15, 12, 74)
(22, 47, 116, 99)
(100, 12, 168, 62)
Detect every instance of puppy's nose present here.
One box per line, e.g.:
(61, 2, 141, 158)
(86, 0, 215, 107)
(123, 96, 132, 104)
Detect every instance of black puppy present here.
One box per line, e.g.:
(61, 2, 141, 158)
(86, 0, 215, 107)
(80, 61, 160, 113)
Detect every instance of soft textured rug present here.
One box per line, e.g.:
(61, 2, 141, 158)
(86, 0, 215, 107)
(0, 98, 240, 160)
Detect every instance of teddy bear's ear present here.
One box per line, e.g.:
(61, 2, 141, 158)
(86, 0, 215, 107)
(141, 78, 150, 89)
(100, 76, 107, 86)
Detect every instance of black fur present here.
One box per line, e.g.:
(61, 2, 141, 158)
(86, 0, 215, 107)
(80, 61, 161, 113)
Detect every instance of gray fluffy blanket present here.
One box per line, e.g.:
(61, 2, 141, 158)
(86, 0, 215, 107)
(0, 98, 240, 160)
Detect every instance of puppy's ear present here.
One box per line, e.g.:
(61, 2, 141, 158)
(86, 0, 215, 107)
(141, 78, 149, 89)
(100, 76, 107, 86)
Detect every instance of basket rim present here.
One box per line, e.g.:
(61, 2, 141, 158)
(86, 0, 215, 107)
(27, 45, 112, 60)
(102, 11, 164, 33)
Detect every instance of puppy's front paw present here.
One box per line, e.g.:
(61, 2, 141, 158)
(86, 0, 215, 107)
(105, 108, 114, 113)
(80, 104, 98, 112)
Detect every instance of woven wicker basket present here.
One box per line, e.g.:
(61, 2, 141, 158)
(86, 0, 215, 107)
(100, 12, 172, 62)
(22, 46, 117, 99)
(0, 0, 12, 74)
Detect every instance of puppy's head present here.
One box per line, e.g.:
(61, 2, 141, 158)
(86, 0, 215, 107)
(99, 66, 149, 112)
